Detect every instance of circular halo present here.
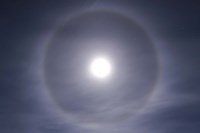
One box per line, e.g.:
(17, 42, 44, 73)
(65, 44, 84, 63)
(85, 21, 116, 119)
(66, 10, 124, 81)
(43, 9, 160, 126)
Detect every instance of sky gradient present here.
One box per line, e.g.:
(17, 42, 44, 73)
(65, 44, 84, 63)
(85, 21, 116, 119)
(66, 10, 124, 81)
(0, 0, 200, 133)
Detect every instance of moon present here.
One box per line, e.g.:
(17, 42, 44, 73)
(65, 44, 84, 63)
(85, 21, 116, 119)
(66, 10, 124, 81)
(89, 57, 112, 79)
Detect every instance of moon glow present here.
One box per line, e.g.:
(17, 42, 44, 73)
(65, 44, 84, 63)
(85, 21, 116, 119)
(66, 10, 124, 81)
(90, 57, 112, 79)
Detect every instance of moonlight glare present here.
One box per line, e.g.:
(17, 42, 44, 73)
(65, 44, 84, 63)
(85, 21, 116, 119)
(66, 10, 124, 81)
(89, 57, 112, 79)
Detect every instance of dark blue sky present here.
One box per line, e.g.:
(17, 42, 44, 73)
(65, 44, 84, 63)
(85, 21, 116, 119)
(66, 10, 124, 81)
(0, 0, 200, 133)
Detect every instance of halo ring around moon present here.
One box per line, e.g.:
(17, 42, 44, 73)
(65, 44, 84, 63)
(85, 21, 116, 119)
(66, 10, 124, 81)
(43, 9, 160, 125)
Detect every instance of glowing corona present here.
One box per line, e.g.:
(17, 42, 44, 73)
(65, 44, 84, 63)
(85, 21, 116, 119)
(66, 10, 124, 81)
(90, 57, 112, 79)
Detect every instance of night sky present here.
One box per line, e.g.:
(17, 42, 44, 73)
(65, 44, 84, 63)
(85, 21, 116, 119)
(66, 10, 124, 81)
(1, 0, 200, 133)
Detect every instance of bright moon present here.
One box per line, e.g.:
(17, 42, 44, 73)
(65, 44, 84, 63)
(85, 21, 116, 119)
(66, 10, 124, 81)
(90, 57, 112, 79)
